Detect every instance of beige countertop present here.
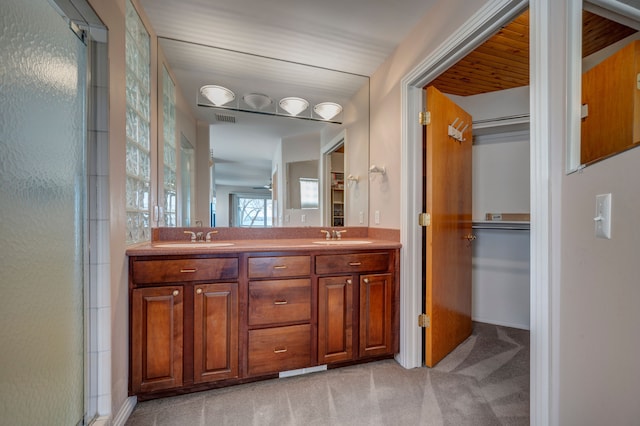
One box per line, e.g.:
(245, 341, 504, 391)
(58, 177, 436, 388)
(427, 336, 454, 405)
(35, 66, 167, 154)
(126, 238, 401, 256)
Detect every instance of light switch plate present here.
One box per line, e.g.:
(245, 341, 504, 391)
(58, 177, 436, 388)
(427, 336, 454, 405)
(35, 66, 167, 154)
(594, 193, 612, 239)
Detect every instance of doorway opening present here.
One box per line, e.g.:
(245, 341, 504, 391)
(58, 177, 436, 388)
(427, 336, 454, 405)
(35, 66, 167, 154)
(398, 0, 530, 370)
(321, 131, 346, 227)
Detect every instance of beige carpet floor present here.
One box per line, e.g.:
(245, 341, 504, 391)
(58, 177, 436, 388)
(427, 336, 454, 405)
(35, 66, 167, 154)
(126, 322, 529, 425)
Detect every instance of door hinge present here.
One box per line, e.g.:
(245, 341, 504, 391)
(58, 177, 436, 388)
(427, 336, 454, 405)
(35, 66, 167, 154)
(419, 111, 431, 126)
(418, 313, 430, 328)
(418, 212, 431, 227)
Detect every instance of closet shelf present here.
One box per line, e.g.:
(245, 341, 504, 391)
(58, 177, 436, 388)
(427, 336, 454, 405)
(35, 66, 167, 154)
(472, 221, 530, 231)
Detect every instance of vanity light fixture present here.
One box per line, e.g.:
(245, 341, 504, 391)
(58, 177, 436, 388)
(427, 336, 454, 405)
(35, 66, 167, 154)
(198, 89, 343, 124)
(200, 85, 235, 106)
(314, 102, 343, 120)
(243, 93, 272, 110)
(279, 97, 309, 116)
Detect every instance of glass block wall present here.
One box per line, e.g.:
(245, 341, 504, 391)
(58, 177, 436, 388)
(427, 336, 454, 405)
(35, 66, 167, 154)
(162, 66, 177, 227)
(125, 0, 151, 243)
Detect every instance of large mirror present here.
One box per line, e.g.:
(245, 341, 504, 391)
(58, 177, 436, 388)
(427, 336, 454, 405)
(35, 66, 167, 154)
(157, 38, 369, 227)
(567, 0, 640, 172)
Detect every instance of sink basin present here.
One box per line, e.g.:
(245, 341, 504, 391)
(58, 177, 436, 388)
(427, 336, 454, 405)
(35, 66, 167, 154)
(312, 240, 372, 245)
(153, 242, 235, 248)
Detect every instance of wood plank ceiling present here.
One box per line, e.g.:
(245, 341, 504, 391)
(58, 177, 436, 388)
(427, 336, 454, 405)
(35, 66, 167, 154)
(430, 10, 638, 97)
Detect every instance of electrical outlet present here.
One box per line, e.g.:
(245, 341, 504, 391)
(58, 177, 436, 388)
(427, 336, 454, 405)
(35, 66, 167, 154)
(374, 210, 380, 225)
(594, 193, 612, 239)
(301, 214, 306, 223)
(359, 211, 364, 224)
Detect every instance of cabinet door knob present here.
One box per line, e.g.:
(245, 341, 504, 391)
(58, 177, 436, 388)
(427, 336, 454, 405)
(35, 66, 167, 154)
(172, 290, 179, 296)
(349, 262, 361, 266)
(273, 347, 288, 354)
(196, 288, 202, 295)
(180, 268, 197, 273)
(274, 300, 288, 305)
(346, 279, 352, 285)
(363, 278, 369, 284)
(273, 265, 288, 270)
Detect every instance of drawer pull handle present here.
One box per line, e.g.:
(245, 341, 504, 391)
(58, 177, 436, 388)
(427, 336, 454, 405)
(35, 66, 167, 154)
(274, 347, 288, 354)
(196, 288, 203, 295)
(180, 268, 197, 273)
(274, 300, 288, 305)
(364, 278, 370, 284)
(273, 265, 288, 270)
(172, 290, 179, 296)
(349, 262, 362, 266)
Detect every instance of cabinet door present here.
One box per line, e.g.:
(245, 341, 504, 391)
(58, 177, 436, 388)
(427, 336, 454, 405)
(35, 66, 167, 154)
(318, 276, 353, 364)
(359, 274, 393, 358)
(131, 286, 183, 394)
(193, 282, 239, 383)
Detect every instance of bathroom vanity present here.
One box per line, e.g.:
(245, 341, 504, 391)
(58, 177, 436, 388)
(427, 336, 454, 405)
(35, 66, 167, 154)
(127, 233, 400, 400)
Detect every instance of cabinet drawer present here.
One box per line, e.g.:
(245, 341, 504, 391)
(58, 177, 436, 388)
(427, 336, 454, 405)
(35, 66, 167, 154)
(315, 252, 389, 275)
(248, 256, 310, 278)
(249, 279, 311, 326)
(247, 324, 311, 376)
(132, 258, 239, 284)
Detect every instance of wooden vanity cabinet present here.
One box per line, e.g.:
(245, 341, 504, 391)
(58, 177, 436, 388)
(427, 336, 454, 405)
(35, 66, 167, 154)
(359, 273, 393, 357)
(246, 255, 313, 376)
(129, 256, 239, 396)
(131, 285, 184, 394)
(316, 251, 398, 364)
(318, 275, 354, 363)
(193, 282, 238, 384)
(129, 247, 399, 399)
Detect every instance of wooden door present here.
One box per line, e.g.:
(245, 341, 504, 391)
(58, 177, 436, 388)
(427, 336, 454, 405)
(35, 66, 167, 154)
(131, 286, 183, 393)
(318, 275, 354, 363)
(193, 282, 238, 384)
(424, 86, 473, 367)
(359, 273, 393, 358)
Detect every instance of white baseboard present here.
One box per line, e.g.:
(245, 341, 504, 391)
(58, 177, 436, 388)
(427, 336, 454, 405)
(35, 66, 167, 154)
(473, 316, 530, 331)
(111, 396, 137, 426)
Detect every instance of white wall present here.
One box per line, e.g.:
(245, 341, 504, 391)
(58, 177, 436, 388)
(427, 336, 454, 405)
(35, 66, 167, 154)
(545, 0, 640, 423)
(282, 132, 321, 226)
(559, 149, 640, 423)
(368, 0, 492, 229)
(331, 82, 370, 226)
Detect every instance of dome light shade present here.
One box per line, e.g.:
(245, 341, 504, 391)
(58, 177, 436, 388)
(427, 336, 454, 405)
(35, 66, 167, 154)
(200, 85, 235, 106)
(313, 102, 343, 120)
(279, 97, 309, 116)
(243, 93, 272, 110)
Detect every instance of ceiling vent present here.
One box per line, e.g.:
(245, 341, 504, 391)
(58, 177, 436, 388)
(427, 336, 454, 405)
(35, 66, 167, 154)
(215, 113, 236, 123)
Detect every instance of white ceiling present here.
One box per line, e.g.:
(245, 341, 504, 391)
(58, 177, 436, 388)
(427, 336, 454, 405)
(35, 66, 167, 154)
(138, 0, 438, 188)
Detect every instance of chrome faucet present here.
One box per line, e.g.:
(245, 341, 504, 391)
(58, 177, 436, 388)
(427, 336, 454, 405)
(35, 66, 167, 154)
(321, 229, 347, 240)
(184, 230, 197, 242)
(205, 230, 218, 242)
